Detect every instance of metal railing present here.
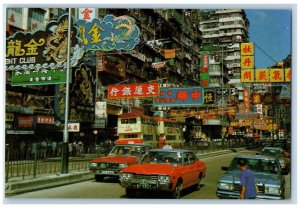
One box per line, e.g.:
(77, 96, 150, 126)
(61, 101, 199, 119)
(5, 145, 106, 182)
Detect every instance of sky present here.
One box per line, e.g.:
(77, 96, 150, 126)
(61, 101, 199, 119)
(245, 9, 292, 69)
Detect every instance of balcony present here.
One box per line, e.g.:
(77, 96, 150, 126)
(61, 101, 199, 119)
(215, 9, 243, 14)
(209, 70, 222, 76)
(224, 54, 240, 61)
(219, 23, 245, 30)
(219, 16, 244, 23)
(202, 33, 220, 38)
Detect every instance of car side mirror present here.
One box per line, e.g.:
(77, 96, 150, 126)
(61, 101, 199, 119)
(222, 166, 229, 171)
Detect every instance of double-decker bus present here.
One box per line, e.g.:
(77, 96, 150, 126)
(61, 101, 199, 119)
(153, 117, 184, 148)
(116, 113, 184, 148)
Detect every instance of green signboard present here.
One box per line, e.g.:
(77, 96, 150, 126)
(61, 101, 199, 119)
(11, 69, 66, 86)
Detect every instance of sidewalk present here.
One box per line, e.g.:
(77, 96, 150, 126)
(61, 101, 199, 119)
(5, 147, 248, 196)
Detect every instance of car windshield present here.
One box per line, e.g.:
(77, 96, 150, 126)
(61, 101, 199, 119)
(229, 158, 280, 174)
(141, 151, 183, 165)
(262, 149, 282, 156)
(109, 145, 142, 156)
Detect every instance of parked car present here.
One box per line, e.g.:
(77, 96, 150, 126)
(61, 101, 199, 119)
(216, 155, 287, 199)
(89, 144, 151, 182)
(119, 149, 206, 199)
(259, 147, 290, 174)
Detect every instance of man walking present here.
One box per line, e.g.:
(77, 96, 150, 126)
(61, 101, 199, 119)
(238, 159, 257, 199)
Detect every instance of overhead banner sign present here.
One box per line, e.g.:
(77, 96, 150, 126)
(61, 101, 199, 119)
(6, 14, 83, 86)
(154, 87, 204, 107)
(76, 14, 140, 51)
(108, 83, 159, 99)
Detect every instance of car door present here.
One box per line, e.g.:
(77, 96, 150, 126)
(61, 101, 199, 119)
(181, 152, 194, 188)
(189, 152, 200, 184)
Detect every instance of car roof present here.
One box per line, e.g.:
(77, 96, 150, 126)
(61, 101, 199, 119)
(262, 147, 283, 150)
(234, 155, 278, 160)
(115, 144, 151, 147)
(148, 148, 192, 153)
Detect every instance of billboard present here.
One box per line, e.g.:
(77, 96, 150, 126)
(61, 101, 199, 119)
(153, 87, 204, 107)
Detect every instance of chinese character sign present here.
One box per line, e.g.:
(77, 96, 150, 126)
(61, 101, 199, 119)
(241, 56, 254, 69)
(204, 91, 215, 105)
(285, 68, 291, 82)
(241, 69, 254, 82)
(243, 89, 250, 112)
(6, 14, 82, 86)
(153, 87, 204, 107)
(79, 8, 96, 22)
(241, 42, 254, 56)
(255, 69, 269, 82)
(252, 94, 261, 104)
(68, 123, 80, 132)
(108, 83, 159, 99)
(199, 51, 209, 87)
(76, 14, 140, 51)
(270, 68, 284, 82)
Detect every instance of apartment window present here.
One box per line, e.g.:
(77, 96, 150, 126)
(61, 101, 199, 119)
(29, 9, 45, 22)
(10, 8, 23, 13)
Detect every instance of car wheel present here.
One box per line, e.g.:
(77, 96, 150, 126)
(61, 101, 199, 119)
(95, 175, 104, 182)
(171, 180, 182, 199)
(126, 188, 136, 198)
(196, 175, 202, 190)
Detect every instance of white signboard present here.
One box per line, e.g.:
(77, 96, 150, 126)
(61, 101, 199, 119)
(95, 101, 107, 118)
(68, 123, 80, 132)
(78, 8, 96, 22)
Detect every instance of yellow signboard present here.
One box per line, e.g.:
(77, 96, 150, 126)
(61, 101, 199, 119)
(241, 42, 254, 56)
(270, 68, 284, 82)
(241, 69, 254, 82)
(241, 56, 254, 69)
(285, 68, 291, 82)
(255, 69, 269, 82)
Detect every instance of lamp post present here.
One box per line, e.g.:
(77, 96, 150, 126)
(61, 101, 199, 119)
(61, 8, 72, 174)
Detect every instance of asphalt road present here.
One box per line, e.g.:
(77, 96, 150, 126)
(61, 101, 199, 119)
(11, 150, 291, 199)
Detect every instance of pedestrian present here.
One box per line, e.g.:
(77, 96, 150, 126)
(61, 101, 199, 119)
(41, 140, 47, 159)
(52, 141, 57, 157)
(237, 159, 257, 199)
(68, 142, 73, 156)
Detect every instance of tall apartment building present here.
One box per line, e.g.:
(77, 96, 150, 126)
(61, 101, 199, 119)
(199, 9, 249, 87)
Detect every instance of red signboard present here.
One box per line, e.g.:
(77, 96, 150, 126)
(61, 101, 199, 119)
(17, 117, 34, 128)
(131, 107, 145, 115)
(108, 83, 159, 99)
(243, 89, 250, 112)
(36, 116, 54, 124)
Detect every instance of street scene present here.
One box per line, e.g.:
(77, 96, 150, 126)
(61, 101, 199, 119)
(5, 7, 292, 200)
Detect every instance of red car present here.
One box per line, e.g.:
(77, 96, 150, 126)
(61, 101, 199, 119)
(89, 144, 151, 182)
(119, 149, 206, 198)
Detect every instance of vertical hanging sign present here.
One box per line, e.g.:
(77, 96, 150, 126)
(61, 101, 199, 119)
(199, 51, 209, 87)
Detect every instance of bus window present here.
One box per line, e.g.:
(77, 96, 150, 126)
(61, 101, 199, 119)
(121, 119, 128, 124)
(128, 118, 137, 124)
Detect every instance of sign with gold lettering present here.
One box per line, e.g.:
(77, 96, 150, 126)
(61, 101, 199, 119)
(76, 14, 140, 51)
(6, 14, 83, 86)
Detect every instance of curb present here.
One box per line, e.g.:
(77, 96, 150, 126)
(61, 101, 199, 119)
(196, 148, 246, 158)
(5, 172, 94, 196)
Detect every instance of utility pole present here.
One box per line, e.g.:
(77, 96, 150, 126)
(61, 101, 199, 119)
(61, 8, 72, 174)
